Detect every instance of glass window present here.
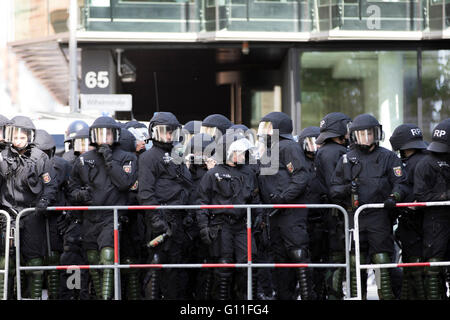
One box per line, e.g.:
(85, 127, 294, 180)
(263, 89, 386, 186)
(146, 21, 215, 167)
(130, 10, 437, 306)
(299, 51, 418, 149)
(250, 87, 282, 129)
(421, 50, 450, 141)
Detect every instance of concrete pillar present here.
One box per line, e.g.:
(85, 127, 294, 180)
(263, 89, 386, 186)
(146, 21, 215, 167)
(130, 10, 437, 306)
(378, 52, 404, 148)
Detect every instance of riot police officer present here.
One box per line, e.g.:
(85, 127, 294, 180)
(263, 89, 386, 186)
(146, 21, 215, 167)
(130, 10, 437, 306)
(330, 114, 409, 300)
(256, 111, 314, 300)
(62, 120, 89, 163)
(314, 112, 352, 300)
(125, 120, 150, 155)
(137, 112, 193, 300)
(196, 132, 261, 300)
(0, 116, 58, 299)
(414, 118, 450, 300)
(67, 116, 138, 300)
(389, 123, 428, 300)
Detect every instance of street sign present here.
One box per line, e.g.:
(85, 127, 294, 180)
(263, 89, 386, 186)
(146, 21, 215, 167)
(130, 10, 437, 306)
(80, 94, 132, 112)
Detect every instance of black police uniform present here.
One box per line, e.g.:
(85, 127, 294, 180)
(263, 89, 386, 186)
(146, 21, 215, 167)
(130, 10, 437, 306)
(414, 118, 450, 300)
(67, 117, 138, 300)
(330, 114, 409, 300)
(138, 112, 193, 300)
(257, 112, 314, 300)
(196, 133, 261, 300)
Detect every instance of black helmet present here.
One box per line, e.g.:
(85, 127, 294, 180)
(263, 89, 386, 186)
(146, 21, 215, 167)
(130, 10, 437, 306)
(389, 124, 427, 151)
(125, 121, 149, 143)
(258, 112, 294, 140)
(149, 112, 181, 143)
(427, 118, 450, 153)
(231, 124, 256, 146)
(201, 114, 233, 140)
(5, 116, 36, 148)
(89, 116, 121, 145)
(316, 112, 352, 145)
(65, 120, 89, 143)
(118, 128, 137, 153)
(34, 129, 56, 158)
(298, 126, 320, 153)
(349, 114, 384, 150)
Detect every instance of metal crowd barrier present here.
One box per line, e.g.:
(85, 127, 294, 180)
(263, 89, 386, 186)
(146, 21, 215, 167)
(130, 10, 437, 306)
(0, 210, 11, 300)
(16, 203, 350, 300)
(353, 201, 450, 300)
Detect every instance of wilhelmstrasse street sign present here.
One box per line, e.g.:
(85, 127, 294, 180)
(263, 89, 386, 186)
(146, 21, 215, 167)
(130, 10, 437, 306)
(80, 94, 132, 112)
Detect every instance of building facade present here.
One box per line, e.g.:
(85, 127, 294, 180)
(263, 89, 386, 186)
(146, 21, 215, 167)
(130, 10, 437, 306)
(8, 0, 450, 143)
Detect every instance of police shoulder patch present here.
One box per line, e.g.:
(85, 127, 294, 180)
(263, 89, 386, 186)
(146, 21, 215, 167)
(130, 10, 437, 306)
(123, 164, 132, 173)
(42, 172, 51, 184)
(286, 162, 294, 173)
(393, 166, 403, 177)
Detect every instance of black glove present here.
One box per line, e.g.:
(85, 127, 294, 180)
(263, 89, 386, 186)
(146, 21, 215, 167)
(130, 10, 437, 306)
(199, 227, 212, 245)
(74, 187, 93, 205)
(151, 217, 169, 235)
(35, 198, 49, 217)
(384, 195, 397, 209)
(97, 144, 113, 166)
(183, 213, 194, 228)
(269, 193, 285, 204)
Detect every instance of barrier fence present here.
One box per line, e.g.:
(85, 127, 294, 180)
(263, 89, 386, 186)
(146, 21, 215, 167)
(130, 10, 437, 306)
(353, 201, 450, 300)
(13, 203, 350, 300)
(0, 210, 11, 300)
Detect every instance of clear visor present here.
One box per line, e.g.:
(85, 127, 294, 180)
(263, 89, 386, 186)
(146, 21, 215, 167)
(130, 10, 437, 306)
(4, 126, 34, 147)
(182, 133, 194, 147)
(152, 125, 180, 143)
(303, 137, 318, 152)
(353, 129, 375, 146)
(200, 126, 219, 139)
(226, 138, 255, 163)
(257, 121, 273, 136)
(128, 127, 149, 142)
(74, 138, 91, 153)
(90, 128, 118, 145)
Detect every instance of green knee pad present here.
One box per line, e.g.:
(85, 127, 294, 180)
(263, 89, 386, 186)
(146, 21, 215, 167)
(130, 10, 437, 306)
(26, 258, 44, 300)
(86, 250, 101, 299)
(350, 254, 367, 299)
(46, 251, 61, 300)
(122, 257, 140, 300)
(425, 258, 443, 300)
(100, 247, 114, 300)
(372, 253, 394, 300)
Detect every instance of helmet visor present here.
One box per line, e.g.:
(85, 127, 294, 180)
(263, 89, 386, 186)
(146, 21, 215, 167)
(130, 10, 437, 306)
(74, 138, 91, 153)
(128, 127, 149, 142)
(257, 121, 273, 136)
(303, 137, 318, 152)
(90, 128, 119, 145)
(226, 138, 255, 164)
(200, 126, 219, 139)
(152, 125, 180, 143)
(353, 129, 376, 146)
(5, 126, 34, 148)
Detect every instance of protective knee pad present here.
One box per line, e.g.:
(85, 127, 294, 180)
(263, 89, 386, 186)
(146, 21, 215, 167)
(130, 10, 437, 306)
(122, 257, 140, 300)
(46, 251, 61, 300)
(288, 248, 309, 263)
(406, 257, 426, 300)
(216, 258, 232, 300)
(100, 247, 114, 300)
(26, 258, 44, 299)
(350, 253, 368, 299)
(145, 253, 162, 300)
(425, 258, 443, 300)
(372, 253, 394, 300)
(86, 250, 101, 299)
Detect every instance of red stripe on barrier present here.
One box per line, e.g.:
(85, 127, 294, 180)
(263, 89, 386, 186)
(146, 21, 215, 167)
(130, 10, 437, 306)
(54, 207, 90, 211)
(274, 263, 309, 268)
(56, 265, 91, 270)
(247, 227, 252, 263)
(114, 229, 119, 263)
(200, 205, 235, 209)
(397, 262, 430, 268)
(127, 206, 159, 210)
(273, 205, 308, 209)
(128, 264, 163, 268)
(202, 264, 236, 268)
(395, 202, 427, 207)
